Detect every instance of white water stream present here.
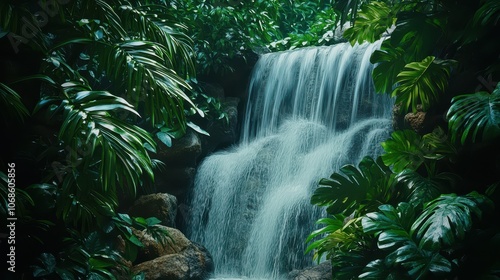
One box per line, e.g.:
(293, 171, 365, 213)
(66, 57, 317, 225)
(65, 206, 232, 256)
(188, 40, 394, 279)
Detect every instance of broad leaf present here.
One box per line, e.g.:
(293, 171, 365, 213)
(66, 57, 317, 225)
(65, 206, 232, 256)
(392, 56, 455, 113)
(362, 203, 415, 250)
(381, 130, 426, 173)
(396, 170, 458, 208)
(370, 40, 406, 94)
(343, 1, 395, 45)
(390, 11, 444, 62)
(411, 192, 493, 251)
(311, 156, 396, 216)
(447, 83, 500, 145)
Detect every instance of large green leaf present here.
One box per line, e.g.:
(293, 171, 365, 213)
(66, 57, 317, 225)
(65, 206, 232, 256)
(343, 1, 395, 45)
(396, 170, 458, 208)
(381, 128, 457, 174)
(362, 203, 415, 250)
(387, 243, 451, 279)
(392, 56, 455, 113)
(447, 83, 500, 145)
(411, 192, 493, 251)
(362, 202, 454, 279)
(381, 130, 426, 173)
(390, 11, 444, 63)
(370, 40, 406, 94)
(311, 156, 397, 216)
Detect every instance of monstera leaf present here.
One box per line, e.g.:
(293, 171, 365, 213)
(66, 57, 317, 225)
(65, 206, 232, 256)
(390, 11, 444, 63)
(381, 130, 426, 173)
(343, 1, 395, 45)
(362, 202, 453, 279)
(311, 156, 397, 216)
(396, 170, 459, 208)
(392, 56, 455, 113)
(412, 192, 493, 251)
(447, 83, 500, 145)
(370, 40, 406, 94)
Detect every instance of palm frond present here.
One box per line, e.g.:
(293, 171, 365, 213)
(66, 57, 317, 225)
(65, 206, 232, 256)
(93, 40, 202, 127)
(117, 3, 195, 75)
(0, 82, 29, 124)
(473, 0, 500, 26)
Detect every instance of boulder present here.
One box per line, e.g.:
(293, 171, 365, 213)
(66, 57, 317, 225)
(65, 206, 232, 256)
(132, 242, 214, 280)
(200, 97, 240, 156)
(155, 167, 197, 200)
(288, 262, 332, 280)
(128, 193, 177, 227)
(154, 130, 202, 168)
(134, 226, 191, 262)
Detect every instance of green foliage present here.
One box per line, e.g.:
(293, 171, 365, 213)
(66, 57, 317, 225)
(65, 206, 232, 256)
(390, 11, 445, 63)
(370, 41, 406, 94)
(343, 1, 395, 45)
(447, 83, 500, 145)
(381, 128, 456, 174)
(392, 56, 455, 113)
(0, 82, 29, 124)
(309, 0, 500, 279)
(412, 192, 493, 251)
(360, 192, 492, 279)
(0, 0, 208, 277)
(311, 156, 399, 216)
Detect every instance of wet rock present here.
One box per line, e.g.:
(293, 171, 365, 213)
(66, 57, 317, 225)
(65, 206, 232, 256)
(288, 261, 332, 280)
(134, 226, 191, 262)
(155, 167, 197, 200)
(154, 130, 202, 168)
(128, 193, 177, 227)
(132, 241, 214, 280)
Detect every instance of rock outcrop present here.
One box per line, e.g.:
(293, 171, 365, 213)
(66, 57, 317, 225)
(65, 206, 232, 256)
(132, 226, 214, 280)
(288, 262, 332, 280)
(128, 193, 178, 227)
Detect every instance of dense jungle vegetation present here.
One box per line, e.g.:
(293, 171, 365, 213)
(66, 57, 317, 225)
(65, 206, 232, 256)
(0, 0, 499, 279)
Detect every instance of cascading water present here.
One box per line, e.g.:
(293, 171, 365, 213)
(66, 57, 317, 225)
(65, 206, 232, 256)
(188, 40, 394, 279)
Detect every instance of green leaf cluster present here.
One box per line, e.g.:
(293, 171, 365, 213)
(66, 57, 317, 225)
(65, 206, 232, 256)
(308, 1, 500, 278)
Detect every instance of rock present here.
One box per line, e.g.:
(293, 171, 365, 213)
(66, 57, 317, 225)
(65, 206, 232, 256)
(132, 243, 214, 280)
(154, 130, 202, 167)
(134, 226, 191, 263)
(155, 167, 197, 200)
(201, 97, 240, 156)
(288, 262, 332, 280)
(128, 193, 177, 227)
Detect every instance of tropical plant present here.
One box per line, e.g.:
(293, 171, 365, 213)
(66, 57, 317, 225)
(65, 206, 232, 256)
(0, 0, 205, 277)
(308, 0, 500, 279)
(447, 83, 500, 145)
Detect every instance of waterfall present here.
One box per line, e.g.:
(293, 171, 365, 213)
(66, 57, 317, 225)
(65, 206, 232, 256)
(188, 40, 394, 279)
